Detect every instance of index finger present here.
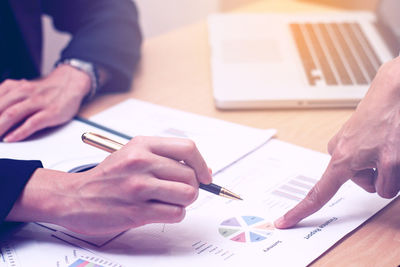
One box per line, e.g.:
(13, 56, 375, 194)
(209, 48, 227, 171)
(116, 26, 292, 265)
(274, 159, 352, 229)
(144, 137, 212, 185)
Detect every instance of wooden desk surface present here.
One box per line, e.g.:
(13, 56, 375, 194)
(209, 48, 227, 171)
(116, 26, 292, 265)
(80, 0, 400, 265)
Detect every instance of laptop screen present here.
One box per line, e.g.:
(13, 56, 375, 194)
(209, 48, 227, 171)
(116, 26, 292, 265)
(376, 0, 400, 55)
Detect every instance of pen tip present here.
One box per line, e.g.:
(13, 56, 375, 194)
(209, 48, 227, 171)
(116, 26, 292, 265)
(221, 188, 243, 201)
(81, 132, 88, 141)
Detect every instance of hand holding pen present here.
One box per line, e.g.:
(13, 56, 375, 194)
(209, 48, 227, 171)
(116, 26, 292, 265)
(9, 133, 226, 236)
(63, 133, 215, 233)
(82, 132, 242, 200)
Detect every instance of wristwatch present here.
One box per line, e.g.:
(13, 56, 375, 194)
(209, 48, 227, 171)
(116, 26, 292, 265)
(56, 58, 99, 101)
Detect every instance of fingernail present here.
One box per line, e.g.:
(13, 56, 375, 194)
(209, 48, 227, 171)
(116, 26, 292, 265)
(208, 168, 213, 183)
(274, 216, 285, 228)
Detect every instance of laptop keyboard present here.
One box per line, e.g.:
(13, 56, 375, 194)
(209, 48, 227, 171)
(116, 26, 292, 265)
(290, 22, 382, 86)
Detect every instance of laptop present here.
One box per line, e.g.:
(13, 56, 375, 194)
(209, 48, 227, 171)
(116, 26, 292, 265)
(208, 0, 400, 109)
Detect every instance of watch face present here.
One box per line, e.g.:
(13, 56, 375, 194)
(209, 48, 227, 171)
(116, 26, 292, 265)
(70, 59, 95, 72)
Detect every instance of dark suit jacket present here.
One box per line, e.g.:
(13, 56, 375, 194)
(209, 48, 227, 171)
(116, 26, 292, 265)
(0, 159, 43, 225)
(7, 0, 142, 91)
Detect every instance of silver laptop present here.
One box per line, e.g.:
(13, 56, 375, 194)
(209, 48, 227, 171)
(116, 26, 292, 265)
(208, 0, 400, 109)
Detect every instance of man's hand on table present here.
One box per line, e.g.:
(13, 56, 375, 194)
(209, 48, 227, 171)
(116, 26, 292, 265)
(0, 65, 91, 142)
(275, 56, 400, 229)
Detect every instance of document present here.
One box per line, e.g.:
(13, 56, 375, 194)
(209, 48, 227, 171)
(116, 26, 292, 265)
(0, 100, 397, 266)
(53, 139, 396, 267)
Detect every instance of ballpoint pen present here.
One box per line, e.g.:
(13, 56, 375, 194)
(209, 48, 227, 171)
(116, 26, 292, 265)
(82, 132, 243, 200)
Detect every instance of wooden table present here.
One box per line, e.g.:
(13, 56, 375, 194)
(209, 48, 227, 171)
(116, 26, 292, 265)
(80, 0, 400, 265)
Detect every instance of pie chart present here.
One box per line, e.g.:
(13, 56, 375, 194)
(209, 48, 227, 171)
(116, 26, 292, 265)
(218, 216, 275, 243)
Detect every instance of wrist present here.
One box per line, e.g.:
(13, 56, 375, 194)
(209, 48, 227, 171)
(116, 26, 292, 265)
(56, 59, 99, 102)
(50, 64, 92, 99)
(6, 168, 79, 225)
(362, 56, 400, 104)
(357, 56, 400, 113)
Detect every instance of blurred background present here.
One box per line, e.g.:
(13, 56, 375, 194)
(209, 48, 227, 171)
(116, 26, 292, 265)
(41, 0, 378, 74)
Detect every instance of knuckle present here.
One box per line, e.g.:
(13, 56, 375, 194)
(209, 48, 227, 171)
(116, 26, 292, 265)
(126, 152, 151, 168)
(379, 154, 397, 171)
(18, 81, 34, 93)
(327, 138, 337, 155)
(303, 187, 324, 211)
(180, 185, 198, 205)
(1, 79, 16, 87)
(51, 105, 65, 116)
(331, 146, 348, 162)
(182, 139, 197, 155)
(169, 206, 186, 222)
(42, 104, 57, 113)
(185, 168, 197, 182)
(128, 179, 148, 194)
(185, 139, 197, 150)
(2, 108, 19, 120)
(131, 135, 147, 145)
(20, 80, 31, 87)
(330, 147, 352, 171)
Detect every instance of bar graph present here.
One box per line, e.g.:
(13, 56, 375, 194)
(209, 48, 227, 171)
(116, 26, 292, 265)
(261, 175, 319, 211)
(271, 175, 317, 202)
(63, 248, 121, 267)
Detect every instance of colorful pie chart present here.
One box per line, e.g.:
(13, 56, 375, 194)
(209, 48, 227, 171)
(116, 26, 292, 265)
(218, 216, 275, 243)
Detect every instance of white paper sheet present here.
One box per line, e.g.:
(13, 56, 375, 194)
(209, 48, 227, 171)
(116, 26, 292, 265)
(90, 99, 276, 174)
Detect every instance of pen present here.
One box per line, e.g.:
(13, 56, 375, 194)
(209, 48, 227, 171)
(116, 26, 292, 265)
(82, 132, 243, 200)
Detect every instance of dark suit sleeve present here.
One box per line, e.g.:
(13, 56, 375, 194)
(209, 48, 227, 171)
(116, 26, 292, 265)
(42, 0, 142, 92)
(0, 159, 43, 224)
